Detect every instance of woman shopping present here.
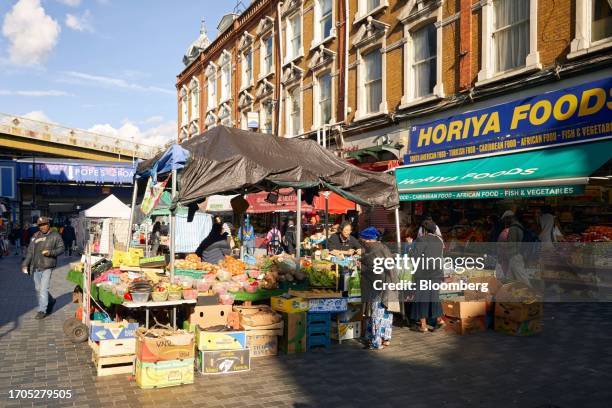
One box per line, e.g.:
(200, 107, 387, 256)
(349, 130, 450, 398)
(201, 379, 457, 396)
(410, 219, 445, 333)
(360, 227, 398, 350)
(238, 216, 256, 255)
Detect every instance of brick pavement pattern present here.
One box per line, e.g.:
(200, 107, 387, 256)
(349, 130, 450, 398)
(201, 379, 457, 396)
(0, 252, 611, 407)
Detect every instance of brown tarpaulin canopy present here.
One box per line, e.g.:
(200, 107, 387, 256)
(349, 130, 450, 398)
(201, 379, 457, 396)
(137, 126, 399, 209)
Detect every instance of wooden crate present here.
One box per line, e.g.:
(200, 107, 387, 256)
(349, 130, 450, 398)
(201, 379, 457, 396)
(91, 352, 135, 377)
(89, 338, 136, 357)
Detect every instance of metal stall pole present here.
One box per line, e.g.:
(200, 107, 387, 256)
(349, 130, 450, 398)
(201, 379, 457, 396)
(169, 169, 177, 281)
(296, 189, 302, 271)
(126, 180, 139, 251)
(395, 207, 401, 254)
(323, 191, 330, 249)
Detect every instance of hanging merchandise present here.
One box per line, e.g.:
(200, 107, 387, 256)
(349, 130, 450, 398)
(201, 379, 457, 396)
(141, 177, 170, 216)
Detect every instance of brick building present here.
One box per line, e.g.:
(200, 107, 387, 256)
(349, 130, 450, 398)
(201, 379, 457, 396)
(176, 0, 612, 168)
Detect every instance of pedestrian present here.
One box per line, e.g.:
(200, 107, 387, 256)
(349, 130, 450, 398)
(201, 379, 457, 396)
(538, 206, 563, 250)
(410, 219, 445, 332)
(21, 217, 64, 319)
(417, 215, 442, 238)
(498, 210, 531, 285)
(360, 227, 396, 350)
(9, 224, 21, 255)
(149, 221, 162, 256)
(265, 224, 282, 255)
(61, 221, 76, 256)
(327, 221, 361, 256)
(238, 216, 256, 255)
(21, 224, 30, 257)
(283, 219, 297, 255)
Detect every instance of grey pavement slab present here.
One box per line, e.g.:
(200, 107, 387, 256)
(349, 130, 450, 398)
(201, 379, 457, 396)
(0, 252, 611, 407)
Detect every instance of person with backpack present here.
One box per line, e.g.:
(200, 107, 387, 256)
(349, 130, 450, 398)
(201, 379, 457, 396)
(500, 210, 533, 285)
(265, 224, 283, 256)
(283, 219, 297, 255)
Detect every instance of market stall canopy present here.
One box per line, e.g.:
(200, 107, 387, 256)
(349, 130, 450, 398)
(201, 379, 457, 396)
(137, 144, 189, 180)
(83, 194, 131, 219)
(137, 126, 399, 209)
(246, 189, 315, 213)
(395, 140, 612, 201)
(313, 192, 355, 214)
(150, 191, 235, 216)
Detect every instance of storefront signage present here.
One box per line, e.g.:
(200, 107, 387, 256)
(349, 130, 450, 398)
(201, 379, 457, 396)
(19, 162, 135, 184)
(400, 185, 585, 201)
(405, 77, 612, 164)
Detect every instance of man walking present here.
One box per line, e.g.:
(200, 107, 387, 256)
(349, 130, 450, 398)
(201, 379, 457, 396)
(21, 217, 64, 319)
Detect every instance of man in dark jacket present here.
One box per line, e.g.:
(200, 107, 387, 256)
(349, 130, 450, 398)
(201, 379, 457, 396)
(22, 217, 64, 319)
(61, 221, 76, 256)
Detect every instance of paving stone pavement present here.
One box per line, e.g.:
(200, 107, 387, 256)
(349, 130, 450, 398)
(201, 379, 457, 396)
(0, 252, 611, 408)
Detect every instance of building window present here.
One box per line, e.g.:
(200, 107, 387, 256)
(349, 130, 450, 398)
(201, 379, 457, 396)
(287, 13, 302, 61)
(242, 49, 253, 88)
(207, 72, 216, 110)
(492, 0, 530, 73)
(319, 73, 332, 125)
(180, 87, 188, 126)
(317, 0, 333, 42)
(190, 79, 200, 120)
(592, 0, 612, 42)
(289, 86, 301, 136)
(221, 63, 231, 102)
(364, 50, 382, 114)
(261, 101, 274, 134)
(262, 35, 273, 75)
(367, 0, 380, 13)
(241, 110, 249, 130)
(412, 24, 436, 98)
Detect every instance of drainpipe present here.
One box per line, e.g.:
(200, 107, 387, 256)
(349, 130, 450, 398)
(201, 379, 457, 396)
(276, 2, 284, 137)
(344, 0, 349, 124)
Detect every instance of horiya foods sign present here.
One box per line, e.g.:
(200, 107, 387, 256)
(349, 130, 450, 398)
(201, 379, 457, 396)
(404, 77, 612, 164)
(397, 166, 538, 186)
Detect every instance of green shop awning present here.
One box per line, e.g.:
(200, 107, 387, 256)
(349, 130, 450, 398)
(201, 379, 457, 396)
(396, 140, 612, 201)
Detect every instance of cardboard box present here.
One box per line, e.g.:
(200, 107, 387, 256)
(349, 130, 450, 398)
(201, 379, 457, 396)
(279, 312, 306, 353)
(89, 320, 139, 341)
(271, 295, 309, 313)
(195, 327, 247, 351)
(494, 317, 542, 336)
(135, 329, 195, 363)
(189, 305, 233, 328)
(495, 301, 543, 322)
(444, 316, 486, 335)
(464, 276, 503, 301)
(135, 358, 194, 389)
(442, 297, 487, 319)
(331, 321, 362, 341)
(336, 304, 363, 323)
(197, 349, 250, 374)
(246, 332, 278, 357)
(89, 338, 136, 357)
(308, 298, 348, 313)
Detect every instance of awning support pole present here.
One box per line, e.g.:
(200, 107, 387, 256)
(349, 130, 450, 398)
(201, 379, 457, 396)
(126, 178, 138, 251)
(323, 191, 330, 249)
(296, 188, 302, 272)
(169, 169, 177, 281)
(395, 207, 401, 254)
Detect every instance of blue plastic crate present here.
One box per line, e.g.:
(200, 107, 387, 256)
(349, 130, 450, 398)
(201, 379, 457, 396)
(307, 312, 332, 324)
(307, 322, 330, 335)
(307, 333, 331, 349)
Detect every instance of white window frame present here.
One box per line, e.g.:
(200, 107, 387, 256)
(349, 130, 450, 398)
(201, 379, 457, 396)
(260, 99, 274, 134)
(285, 85, 303, 137)
(260, 33, 275, 79)
(218, 103, 232, 127)
(240, 106, 254, 130)
(285, 11, 303, 64)
(313, 70, 334, 128)
(312, 0, 336, 50)
(355, 44, 387, 121)
(569, 0, 612, 59)
(219, 50, 232, 104)
(180, 86, 189, 127)
(477, 0, 540, 86)
(400, 2, 444, 108)
(241, 47, 254, 90)
(206, 63, 217, 112)
(189, 78, 200, 121)
(354, 0, 389, 25)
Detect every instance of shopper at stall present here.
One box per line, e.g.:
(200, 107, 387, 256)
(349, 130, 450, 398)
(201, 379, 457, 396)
(410, 219, 445, 333)
(21, 217, 64, 319)
(283, 219, 297, 255)
(417, 215, 442, 238)
(328, 221, 361, 256)
(265, 224, 282, 255)
(61, 221, 76, 257)
(498, 210, 531, 285)
(149, 221, 162, 256)
(360, 227, 396, 350)
(238, 216, 256, 255)
(538, 206, 563, 250)
(196, 222, 231, 264)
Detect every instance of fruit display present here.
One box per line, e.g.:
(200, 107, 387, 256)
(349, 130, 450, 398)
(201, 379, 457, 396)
(303, 260, 337, 287)
(220, 256, 246, 276)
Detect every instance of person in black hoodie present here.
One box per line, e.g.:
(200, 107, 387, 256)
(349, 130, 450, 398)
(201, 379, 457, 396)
(22, 217, 64, 319)
(195, 222, 230, 264)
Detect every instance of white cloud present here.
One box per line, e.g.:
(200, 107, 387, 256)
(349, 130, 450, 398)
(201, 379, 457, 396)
(142, 115, 164, 124)
(0, 89, 71, 96)
(2, 0, 61, 65)
(61, 71, 174, 95)
(65, 10, 93, 32)
(88, 120, 176, 146)
(57, 0, 81, 6)
(22, 110, 53, 122)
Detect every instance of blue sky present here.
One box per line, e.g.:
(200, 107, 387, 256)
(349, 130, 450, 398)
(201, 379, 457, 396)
(0, 0, 233, 145)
